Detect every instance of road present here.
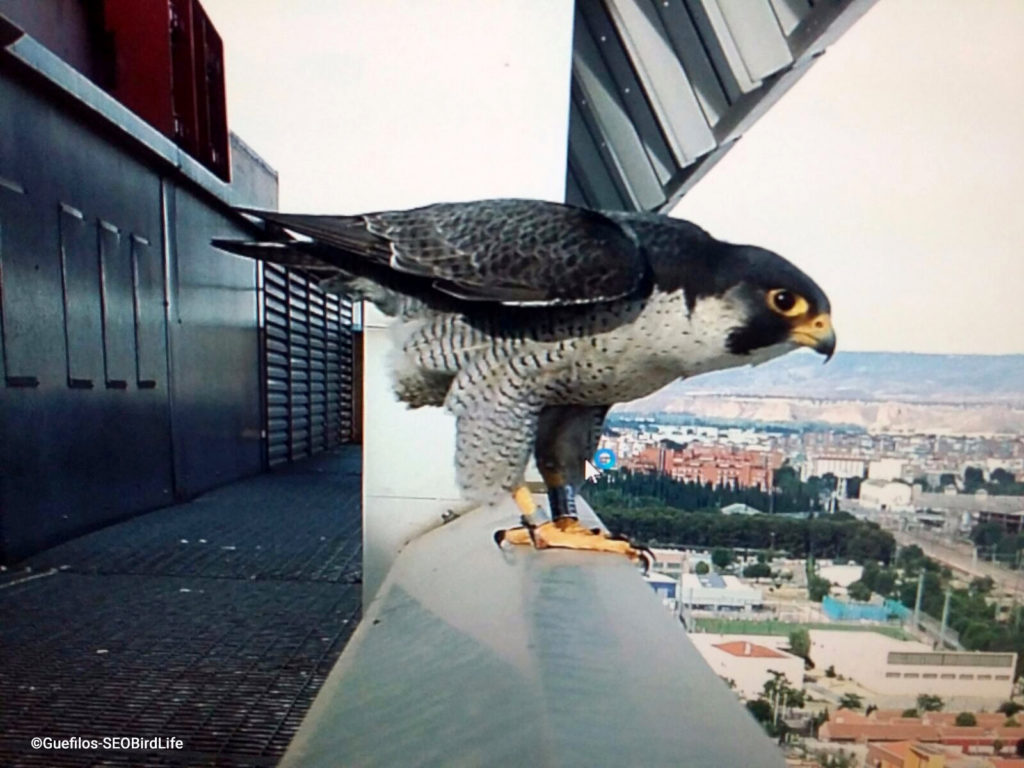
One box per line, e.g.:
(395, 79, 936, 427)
(893, 529, 1024, 595)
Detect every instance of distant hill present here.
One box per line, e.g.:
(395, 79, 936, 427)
(644, 351, 1024, 406)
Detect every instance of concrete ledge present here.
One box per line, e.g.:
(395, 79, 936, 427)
(282, 498, 783, 767)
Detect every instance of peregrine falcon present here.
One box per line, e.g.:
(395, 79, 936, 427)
(214, 199, 835, 563)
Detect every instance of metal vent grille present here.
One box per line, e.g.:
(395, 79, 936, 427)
(261, 264, 354, 466)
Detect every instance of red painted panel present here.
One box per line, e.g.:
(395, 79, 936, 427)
(102, 0, 229, 180)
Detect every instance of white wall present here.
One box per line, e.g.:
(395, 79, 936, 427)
(809, 631, 1015, 704)
(689, 634, 804, 700)
(361, 1, 576, 603)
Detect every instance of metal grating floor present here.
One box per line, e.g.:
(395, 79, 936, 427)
(0, 447, 362, 768)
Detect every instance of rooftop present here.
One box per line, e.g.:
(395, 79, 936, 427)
(713, 641, 786, 659)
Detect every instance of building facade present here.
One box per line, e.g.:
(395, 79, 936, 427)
(810, 631, 1016, 704)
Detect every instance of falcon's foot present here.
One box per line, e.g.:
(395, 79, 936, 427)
(494, 487, 652, 570)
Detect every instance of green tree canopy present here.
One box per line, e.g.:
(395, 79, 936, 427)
(808, 575, 831, 602)
(789, 628, 811, 660)
(838, 692, 863, 710)
(743, 562, 772, 579)
(695, 560, 710, 575)
(999, 701, 1024, 716)
(972, 522, 1006, 549)
(917, 693, 944, 712)
(712, 547, 734, 571)
(955, 712, 977, 726)
(746, 698, 771, 723)
(847, 581, 872, 602)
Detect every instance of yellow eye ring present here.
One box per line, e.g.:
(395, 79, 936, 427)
(767, 289, 808, 318)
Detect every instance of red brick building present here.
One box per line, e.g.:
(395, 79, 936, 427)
(626, 443, 783, 490)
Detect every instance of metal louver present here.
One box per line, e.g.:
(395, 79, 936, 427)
(567, 0, 877, 212)
(261, 263, 354, 466)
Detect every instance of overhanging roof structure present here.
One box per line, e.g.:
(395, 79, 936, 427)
(566, 0, 876, 211)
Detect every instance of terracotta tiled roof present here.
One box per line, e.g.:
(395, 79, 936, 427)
(925, 712, 1009, 729)
(832, 710, 870, 725)
(713, 641, 785, 659)
(820, 722, 940, 743)
(867, 740, 912, 762)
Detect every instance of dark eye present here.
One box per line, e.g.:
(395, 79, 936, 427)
(766, 289, 808, 317)
(773, 290, 796, 312)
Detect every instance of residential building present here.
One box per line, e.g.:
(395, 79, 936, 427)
(802, 455, 867, 481)
(866, 741, 962, 768)
(625, 442, 780, 489)
(870, 458, 907, 482)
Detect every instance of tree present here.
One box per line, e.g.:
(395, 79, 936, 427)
(746, 698, 772, 723)
(808, 575, 831, 602)
(789, 628, 811, 660)
(964, 466, 985, 492)
(917, 693, 944, 712)
(970, 576, 995, 595)
(992, 468, 1017, 485)
(695, 561, 710, 575)
(999, 701, 1024, 716)
(838, 693, 863, 710)
(902, 708, 919, 718)
(954, 712, 977, 726)
(847, 581, 872, 602)
(971, 522, 1005, 549)
(712, 547, 734, 571)
(744, 562, 772, 579)
(816, 752, 855, 768)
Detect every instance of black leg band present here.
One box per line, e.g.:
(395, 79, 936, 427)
(547, 484, 578, 520)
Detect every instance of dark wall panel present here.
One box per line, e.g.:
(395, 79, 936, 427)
(166, 184, 262, 499)
(0, 176, 63, 387)
(0, 71, 173, 561)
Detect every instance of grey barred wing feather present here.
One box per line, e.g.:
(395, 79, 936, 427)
(227, 199, 648, 306)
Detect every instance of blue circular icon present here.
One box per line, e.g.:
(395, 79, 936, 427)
(594, 448, 617, 470)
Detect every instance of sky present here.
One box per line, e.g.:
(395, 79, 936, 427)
(200, 0, 1024, 356)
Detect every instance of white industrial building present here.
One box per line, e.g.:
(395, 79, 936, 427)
(858, 479, 913, 511)
(680, 573, 763, 612)
(868, 458, 905, 482)
(809, 631, 1016, 706)
(689, 634, 804, 700)
(801, 456, 866, 482)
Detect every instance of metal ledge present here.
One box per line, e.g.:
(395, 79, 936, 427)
(283, 497, 783, 767)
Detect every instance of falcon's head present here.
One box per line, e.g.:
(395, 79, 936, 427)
(716, 244, 835, 362)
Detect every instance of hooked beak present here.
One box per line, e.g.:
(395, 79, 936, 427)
(790, 313, 836, 361)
